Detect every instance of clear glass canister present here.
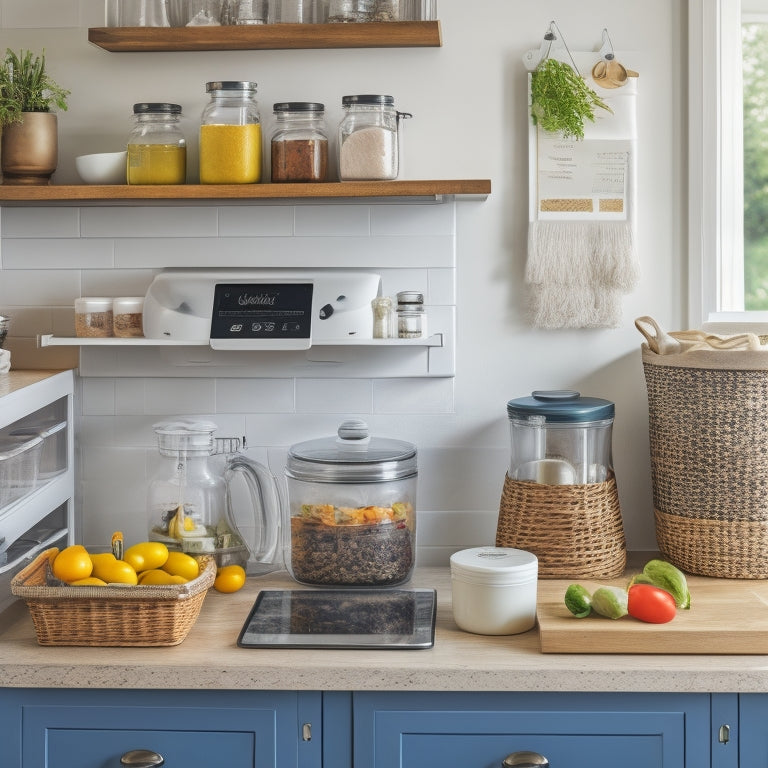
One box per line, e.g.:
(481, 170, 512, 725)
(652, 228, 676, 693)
(127, 103, 187, 185)
(284, 419, 417, 587)
(506, 390, 615, 485)
(270, 102, 328, 182)
(396, 290, 426, 338)
(338, 94, 409, 181)
(200, 81, 261, 184)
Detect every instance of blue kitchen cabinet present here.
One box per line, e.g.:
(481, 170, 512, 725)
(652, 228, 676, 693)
(348, 691, 712, 768)
(737, 694, 768, 767)
(0, 689, 321, 768)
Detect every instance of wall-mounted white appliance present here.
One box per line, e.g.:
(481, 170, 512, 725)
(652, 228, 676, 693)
(143, 269, 382, 350)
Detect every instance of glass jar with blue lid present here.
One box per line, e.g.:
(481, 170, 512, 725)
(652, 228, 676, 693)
(506, 390, 615, 485)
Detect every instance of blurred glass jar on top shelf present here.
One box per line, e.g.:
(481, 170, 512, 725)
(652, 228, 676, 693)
(234, 0, 269, 23)
(274, 0, 330, 22)
(105, 0, 171, 26)
(167, 0, 223, 25)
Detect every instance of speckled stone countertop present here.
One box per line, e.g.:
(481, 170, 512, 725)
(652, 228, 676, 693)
(2, 567, 768, 692)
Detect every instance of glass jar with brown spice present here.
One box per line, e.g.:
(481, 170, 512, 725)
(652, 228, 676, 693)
(270, 102, 328, 183)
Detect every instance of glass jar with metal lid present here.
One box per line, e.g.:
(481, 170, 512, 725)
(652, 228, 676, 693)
(270, 102, 328, 182)
(283, 419, 418, 587)
(337, 94, 411, 181)
(396, 290, 426, 338)
(506, 390, 615, 485)
(199, 81, 261, 184)
(127, 103, 186, 185)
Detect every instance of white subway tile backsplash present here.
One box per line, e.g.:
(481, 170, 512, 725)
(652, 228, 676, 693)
(81, 268, 156, 297)
(294, 205, 371, 236)
(373, 377, 454, 414)
(143, 378, 217, 414)
(218, 205, 294, 236)
(379, 268, 429, 299)
(296, 378, 373, 413)
(371, 203, 455, 235)
(215, 378, 295, 413)
(115, 378, 147, 415)
(81, 378, 116, 416)
(0, 269, 81, 304)
(82, 207, 219, 237)
(428, 268, 456, 304)
(2, 238, 114, 270)
(1, 208, 80, 238)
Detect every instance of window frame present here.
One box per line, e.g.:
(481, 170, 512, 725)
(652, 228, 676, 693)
(688, 0, 767, 331)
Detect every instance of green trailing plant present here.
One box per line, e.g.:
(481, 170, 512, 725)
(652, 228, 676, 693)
(0, 48, 70, 128)
(530, 57, 611, 140)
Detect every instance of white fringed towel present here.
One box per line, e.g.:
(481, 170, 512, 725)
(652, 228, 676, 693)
(525, 61, 639, 329)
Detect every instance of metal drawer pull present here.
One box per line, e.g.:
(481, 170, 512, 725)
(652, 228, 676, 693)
(503, 751, 550, 767)
(120, 750, 165, 767)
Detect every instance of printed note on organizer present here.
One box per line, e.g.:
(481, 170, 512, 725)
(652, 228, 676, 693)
(536, 134, 631, 220)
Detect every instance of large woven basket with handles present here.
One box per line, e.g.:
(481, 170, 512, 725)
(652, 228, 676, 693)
(636, 316, 768, 578)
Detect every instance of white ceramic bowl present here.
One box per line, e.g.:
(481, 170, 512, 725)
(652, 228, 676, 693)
(75, 151, 127, 185)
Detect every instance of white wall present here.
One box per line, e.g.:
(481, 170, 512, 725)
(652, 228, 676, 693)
(0, 0, 687, 562)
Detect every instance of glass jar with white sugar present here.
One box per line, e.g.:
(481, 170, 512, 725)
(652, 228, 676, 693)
(337, 95, 411, 181)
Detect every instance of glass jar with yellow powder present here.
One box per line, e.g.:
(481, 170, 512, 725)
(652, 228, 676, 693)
(200, 81, 262, 184)
(127, 103, 187, 185)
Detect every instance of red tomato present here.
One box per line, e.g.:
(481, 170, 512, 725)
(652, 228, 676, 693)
(627, 584, 677, 624)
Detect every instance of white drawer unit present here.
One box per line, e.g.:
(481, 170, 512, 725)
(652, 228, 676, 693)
(0, 370, 75, 615)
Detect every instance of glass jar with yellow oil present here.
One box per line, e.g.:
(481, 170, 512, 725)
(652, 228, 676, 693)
(200, 81, 262, 184)
(127, 103, 187, 185)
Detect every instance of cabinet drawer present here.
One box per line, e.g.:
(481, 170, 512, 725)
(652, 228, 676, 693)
(6, 689, 312, 768)
(352, 692, 711, 768)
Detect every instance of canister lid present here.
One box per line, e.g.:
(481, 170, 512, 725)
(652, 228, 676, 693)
(450, 547, 538, 585)
(206, 81, 258, 92)
(506, 390, 614, 423)
(273, 102, 325, 113)
(342, 94, 395, 107)
(153, 419, 217, 457)
(133, 103, 182, 114)
(286, 419, 417, 483)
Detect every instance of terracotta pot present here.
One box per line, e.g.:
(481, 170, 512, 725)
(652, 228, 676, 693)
(1, 112, 58, 185)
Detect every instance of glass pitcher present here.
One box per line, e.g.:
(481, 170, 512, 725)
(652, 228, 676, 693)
(147, 419, 282, 573)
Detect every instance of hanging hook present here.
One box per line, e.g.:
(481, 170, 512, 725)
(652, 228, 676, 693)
(599, 28, 615, 61)
(535, 20, 580, 74)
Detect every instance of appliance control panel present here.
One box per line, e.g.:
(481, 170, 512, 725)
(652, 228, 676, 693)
(210, 283, 314, 344)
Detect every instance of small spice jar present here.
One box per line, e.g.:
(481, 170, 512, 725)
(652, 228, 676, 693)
(112, 296, 145, 338)
(371, 296, 395, 338)
(338, 95, 411, 181)
(450, 547, 538, 636)
(127, 103, 187, 185)
(75, 297, 113, 338)
(270, 102, 328, 182)
(396, 290, 426, 339)
(200, 81, 261, 184)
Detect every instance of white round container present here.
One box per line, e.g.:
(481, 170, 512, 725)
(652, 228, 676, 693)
(112, 296, 144, 338)
(74, 297, 113, 338)
(450, 547, 538, 635)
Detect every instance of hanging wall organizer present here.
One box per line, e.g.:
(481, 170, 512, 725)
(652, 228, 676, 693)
(523, 25, 639, 329)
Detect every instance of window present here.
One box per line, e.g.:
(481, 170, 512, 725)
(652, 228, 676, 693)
(690, 0, 768, 330)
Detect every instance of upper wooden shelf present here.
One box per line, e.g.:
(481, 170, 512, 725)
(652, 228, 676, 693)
(87, 21, 442, 52)
(0, 180, 491, 205)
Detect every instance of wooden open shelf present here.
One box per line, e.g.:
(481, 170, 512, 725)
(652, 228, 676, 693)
(0, 179, 491, 204)
(88, 21, 442, 52)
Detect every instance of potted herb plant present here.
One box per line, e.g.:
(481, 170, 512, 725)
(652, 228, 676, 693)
(530, 57, 610, 140)
(0, 48, 70, 185)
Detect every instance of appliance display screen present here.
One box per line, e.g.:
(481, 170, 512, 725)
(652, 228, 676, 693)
(237, 588, 436, 649)
(210, 283, 313, 341)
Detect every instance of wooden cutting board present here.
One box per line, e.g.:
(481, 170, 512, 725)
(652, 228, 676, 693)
(537, 575, 768, 654)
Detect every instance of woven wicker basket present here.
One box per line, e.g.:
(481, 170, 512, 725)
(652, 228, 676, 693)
(642, 343, 768, 578)
(496, 473, 626, 578)
(11, 549, 216, 646)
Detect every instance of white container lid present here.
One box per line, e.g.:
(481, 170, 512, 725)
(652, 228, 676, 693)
(75, 297, 113, 312)
(450, 546, 538, 586)
(113, 296, 144, 312)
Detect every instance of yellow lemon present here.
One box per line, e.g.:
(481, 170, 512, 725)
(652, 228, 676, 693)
(70, 577, 108, 586)
(90, 553, 138, 585)
(214, 565, 246, 594)
(123, 541, 169, 573)
(161, 551, 199, 581)
(53, 545, 93, 583)
(138, 569, 187, 585)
